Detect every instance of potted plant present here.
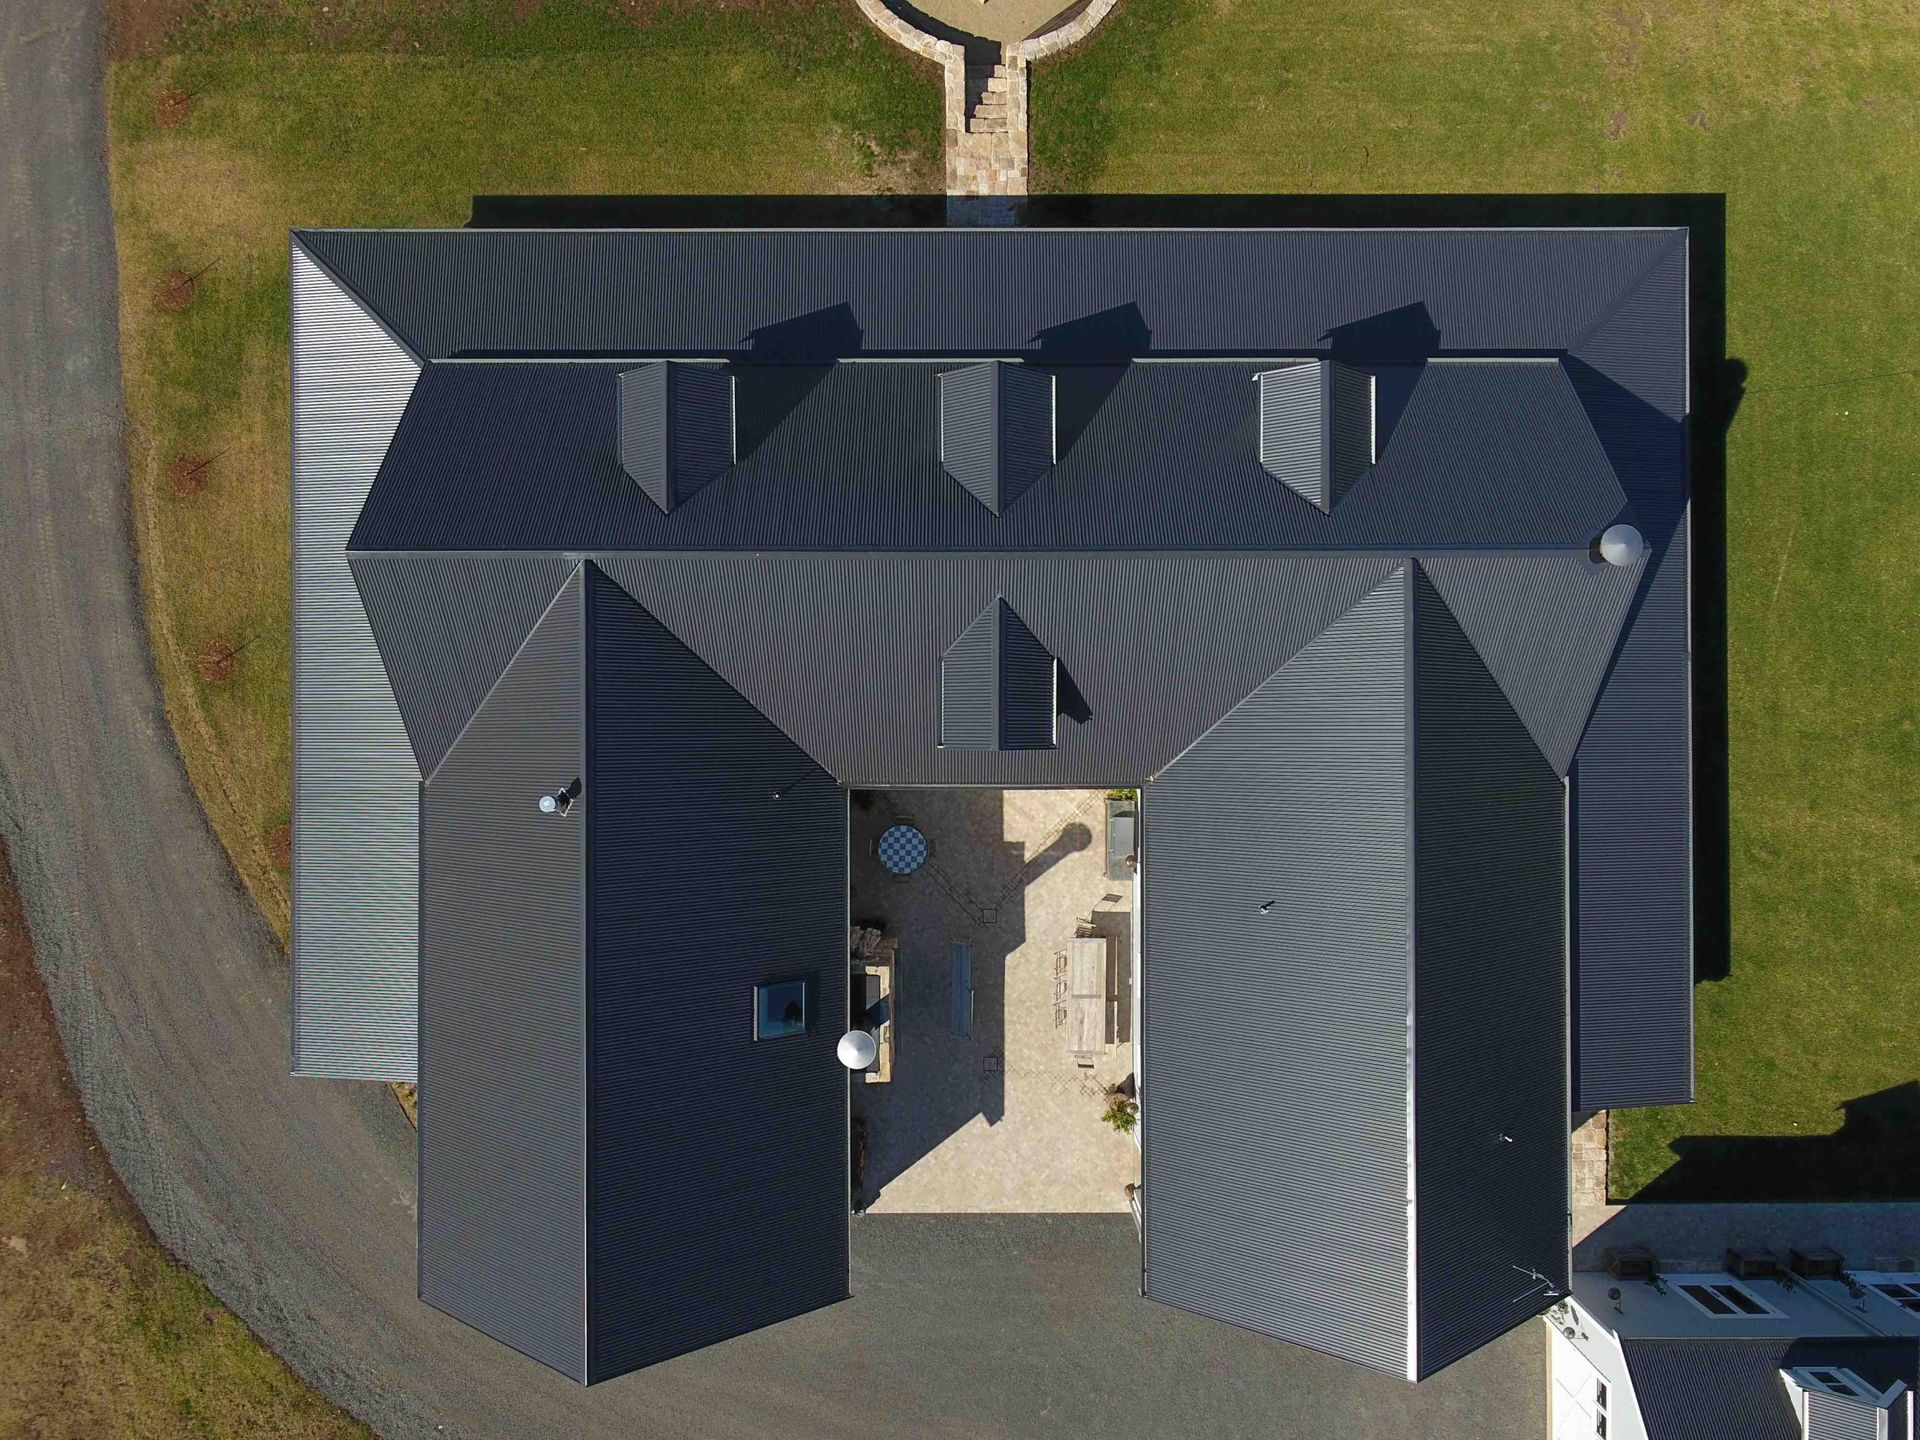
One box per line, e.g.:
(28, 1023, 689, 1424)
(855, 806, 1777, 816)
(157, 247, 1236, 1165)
(1101, 1095, 1139, 1135)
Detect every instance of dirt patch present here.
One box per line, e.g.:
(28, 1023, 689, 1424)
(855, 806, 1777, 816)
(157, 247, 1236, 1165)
(0, 845, 131, 1219)
(108, 0, 202, 59)
(267, 823, 292, 874)
(154, 88, 192, 128)
(166, 452, 213, 498)
(1606, 109, 1631, 140)
(196, 638, 239, 684)
(154, 268, 196, 312)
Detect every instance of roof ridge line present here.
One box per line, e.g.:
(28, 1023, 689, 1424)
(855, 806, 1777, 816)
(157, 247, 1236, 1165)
(588, 560, 843, 782)
(1563, 229, 1687, 359)
(1147, 560, 1408, 782)
(419, 560, 585, 787)
(291, 234, 427, 367)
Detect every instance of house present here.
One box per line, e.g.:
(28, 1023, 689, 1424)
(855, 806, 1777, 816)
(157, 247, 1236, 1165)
(1550, 1249, 1920, 1438)
(288, 224, 1693, 1385)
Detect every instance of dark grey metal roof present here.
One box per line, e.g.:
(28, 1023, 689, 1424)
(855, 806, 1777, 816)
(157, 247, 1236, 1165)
(290, 224, 1692, 1380)
(937, 361, 1055, 514)
(418, 564, 587, 1380)
(1622, 1338, 1919, 1440)
(1256, 360, 1373, 512)
(594, 552, 1401, 786)
(291, 226, 1682, 361)
(1421, 552, 1642, 774)
(414, 562, 850, 1383)
(938, 598, 1057, 751)
(616, 361, 735, 514)
(582, 565, 848, 1381)
(1144, 568, 1415, 1375)
(349, 553, 577, 778)
(349, 357, 1627, 554)
(1407, 566, 1569, 1376)
(1570, 510, 1693, 1109)
(1143, 564, 1569, 1379)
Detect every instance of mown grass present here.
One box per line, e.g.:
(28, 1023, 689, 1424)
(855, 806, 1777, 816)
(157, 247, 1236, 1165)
(108, 0, 939, 945)
(1035, 0, 1920, 1200)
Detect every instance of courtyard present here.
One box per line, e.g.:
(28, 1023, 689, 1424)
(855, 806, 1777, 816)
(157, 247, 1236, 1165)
(850, 788, 1141, 1213)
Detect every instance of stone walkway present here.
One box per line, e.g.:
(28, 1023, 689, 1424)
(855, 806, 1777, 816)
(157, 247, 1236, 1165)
(852, 789, 1141, 1213)
(854, 0, 1119, 215)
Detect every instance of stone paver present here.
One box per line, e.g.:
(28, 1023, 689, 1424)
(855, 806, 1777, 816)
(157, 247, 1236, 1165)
(852, 789, 1141, 1213)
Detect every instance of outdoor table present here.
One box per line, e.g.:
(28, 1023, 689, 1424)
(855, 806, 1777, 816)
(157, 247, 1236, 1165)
(877, 823, 929, 876)
(1066, 935, 1108, 1062)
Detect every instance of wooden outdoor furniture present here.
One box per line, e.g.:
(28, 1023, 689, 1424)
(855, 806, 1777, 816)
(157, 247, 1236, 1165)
(1066, 934, 1108, 1065)
(857, 961, 894, 1084)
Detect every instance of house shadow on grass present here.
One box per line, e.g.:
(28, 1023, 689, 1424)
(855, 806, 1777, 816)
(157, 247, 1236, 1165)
(1625, 1083, 1920, 1203)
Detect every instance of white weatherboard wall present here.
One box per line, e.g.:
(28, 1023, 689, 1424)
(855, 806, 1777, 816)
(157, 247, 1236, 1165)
(1548, 1303, 1648, 1440)
(289, 240, 422, 1080)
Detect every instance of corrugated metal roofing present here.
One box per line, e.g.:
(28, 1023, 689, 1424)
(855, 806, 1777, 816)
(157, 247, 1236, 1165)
(616, 362, 736, 513)
(413, 563, 851, 1383)
(1420, 552, 1644, 774)
(1256, 360, 1373, 512)
(288, 239, 423, 1082)
(593, 553, 1401, 786)
(1144, 569, 1416, 1375)
(418, 565, 586, 1381)
(1143, 565, 1573, 1379)
(583, 566, 849, 1381)
(349, 553, 578, 778)
(290, 223, 1692, 1378)
(291, 227, 1681, 361)
(1807, 1389, 1889, 1440)
(937, 599, 1057, 751)
(937, 361, 1054, 514)
(1622, 1338, 1920, 1440)
(1570, 509, 1693, 1109)
(1408, 567, 1569, 1377)
(349, 358, 1627, 554)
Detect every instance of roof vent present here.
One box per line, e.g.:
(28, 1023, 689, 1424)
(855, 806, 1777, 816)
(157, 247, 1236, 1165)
(938, 361, 1055, 515)
(1598, 522, 1646, 568)
(1255, 360, 1375, 512)
(939, 598, 1058, 751)
(619, 362, 736, 514)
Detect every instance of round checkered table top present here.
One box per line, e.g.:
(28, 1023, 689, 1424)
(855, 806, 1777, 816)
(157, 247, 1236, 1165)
(877, 824, 929, 876)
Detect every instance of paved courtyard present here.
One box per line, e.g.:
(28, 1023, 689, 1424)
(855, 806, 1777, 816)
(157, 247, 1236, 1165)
(852, 788, 1141, 1213)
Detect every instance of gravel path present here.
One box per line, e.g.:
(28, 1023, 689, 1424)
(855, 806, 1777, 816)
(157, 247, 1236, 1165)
(0, 4, 1542, 1435)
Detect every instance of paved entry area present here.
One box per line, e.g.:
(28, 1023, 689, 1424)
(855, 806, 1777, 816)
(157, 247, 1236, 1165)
(852, 789, 1140, 1213)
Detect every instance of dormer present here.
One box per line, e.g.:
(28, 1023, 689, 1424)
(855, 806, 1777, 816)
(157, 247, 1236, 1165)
(1255, 359, 1375, 512)
(938, 598, 1058, 751)
(618, 361, 736, 514)
(938, 361, 1055, 515)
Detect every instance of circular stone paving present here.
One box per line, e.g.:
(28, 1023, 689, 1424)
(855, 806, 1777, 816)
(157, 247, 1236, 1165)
(894, 0, 1088, 46)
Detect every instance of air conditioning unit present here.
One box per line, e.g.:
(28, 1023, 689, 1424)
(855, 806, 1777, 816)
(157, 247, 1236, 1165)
(1725, 1246, 1780, 1280)
(1605, 1245, 1656, 1280)
(1789, 1246, 1845, 1279)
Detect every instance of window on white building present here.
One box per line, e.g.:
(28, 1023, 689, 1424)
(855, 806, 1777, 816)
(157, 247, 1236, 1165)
(1672, 1276, 1783, 1319)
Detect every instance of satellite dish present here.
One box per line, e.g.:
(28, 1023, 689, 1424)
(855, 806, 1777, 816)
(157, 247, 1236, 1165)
(1598, 523, 1646, 568)
(837, 1030, 878, 1070)
(538, 794, 559, 814)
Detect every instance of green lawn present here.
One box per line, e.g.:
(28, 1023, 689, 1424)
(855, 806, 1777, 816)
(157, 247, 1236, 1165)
(1036, 0, 1920, 1200)
(109, 0, 938, 947)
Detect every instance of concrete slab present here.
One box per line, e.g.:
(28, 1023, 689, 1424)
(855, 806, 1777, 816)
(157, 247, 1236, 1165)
(852, 788, 1142, 1212)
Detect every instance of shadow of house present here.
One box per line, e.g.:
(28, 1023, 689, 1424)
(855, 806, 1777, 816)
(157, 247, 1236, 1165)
(848, 793, 1109, 1208)
(733, 303, 865, 462)
(849, 789, 1020, 1205)
(1034, 303, 1150, 457)
(1323, 301, 1442, 362)
(1626, 1083, 1920, 1204)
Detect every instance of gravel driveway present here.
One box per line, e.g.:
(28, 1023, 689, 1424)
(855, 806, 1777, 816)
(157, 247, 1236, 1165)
(0, 4, 1543, 1435)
